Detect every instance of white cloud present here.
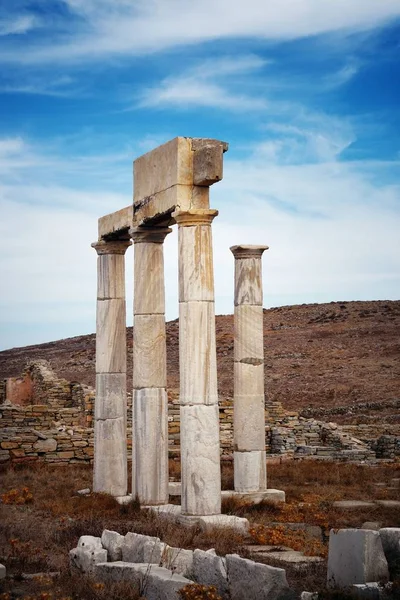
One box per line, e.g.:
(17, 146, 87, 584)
(0, 14, 38, 36)
(2, 0, 400, 63)
(138, 56, 268, 111)
(0, 126, 399, 351)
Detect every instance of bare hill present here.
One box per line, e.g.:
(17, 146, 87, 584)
(0, 300, 399, 422)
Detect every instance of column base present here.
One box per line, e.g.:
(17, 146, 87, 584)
(145, 504, 249, 535)
(221, 489, 285, 505)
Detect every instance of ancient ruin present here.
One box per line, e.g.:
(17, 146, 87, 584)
(91, 137, 281, 514)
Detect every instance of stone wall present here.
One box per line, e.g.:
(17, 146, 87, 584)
(1, 360, 399, 466)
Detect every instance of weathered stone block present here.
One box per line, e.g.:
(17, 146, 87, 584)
(327, 529, 389, 589)
(193, 142, 224, 186)
(95, 299, 126, 373)
(234, 450, 266, 493)
(179, 302, 218, 405)
(234, 304, 264, 362)
(98, 205, 133, 239)
(70, 546, 107, 574)
(132, 315, 166, 388)
(97, 254, 126, 300)
(234, 257, 264, 306)
(193, 549, 229, 599)
(95, 374, 126, 420)
(95, 562, 193, 600)
(0, 563, 6, 579)
(134, 137, 192, 202)
(33, 438, 57, 452)
(226, 554, 292, 600)
(134, 241, 168, 315)
(93, 417, 127, 496)
(178, 225, 215, 302)
(121, 532, 160, 563)
(101, 530, 124, 561)
(161, 546, 193, 576)
(180, 404, 221, 516)
(379, 528, 400, 576)
(234, 395, 265, 451)
(234, 363, 264, 397)
(132, 388, 168, 505)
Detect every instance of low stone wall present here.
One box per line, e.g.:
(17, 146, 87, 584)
(0, 426, 94, 465)
(1, 360, 398, 466)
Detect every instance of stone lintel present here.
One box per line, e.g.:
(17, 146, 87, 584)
(98, 205, 133, 240)
(92, 239, 131, 255)
(173, 209, 218, 227)
(230, 245, 269, 259)
(130, 226, 172, 244)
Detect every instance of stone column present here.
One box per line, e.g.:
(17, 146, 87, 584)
(230, 245, 269, 493)
(92, 238, 131, 496)
(173, 209, 221, 516)
(131, 226, 172, 505)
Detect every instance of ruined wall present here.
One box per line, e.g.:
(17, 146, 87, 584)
(1, 361, 399, 466)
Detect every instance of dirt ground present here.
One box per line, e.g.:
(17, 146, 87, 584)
(0, 459, 399, 599)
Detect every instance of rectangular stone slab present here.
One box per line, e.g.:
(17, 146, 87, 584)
(134, 137, 192, 202)
(98, 205, 133, 239)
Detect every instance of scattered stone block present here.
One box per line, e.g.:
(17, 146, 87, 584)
(168, 481, 181, 496)
(78, 535, 103, 551)
(193, 548, 229, 599)
(95, 561, 193, 600)
(161, 546, 193, 577)
(221, 489, 285, 505)
(198, 514, 249, 535)
(361, 522, 382, 531)
(77, 488, 90, 496)
(0, 563, 6, 579)
(70, 546, 107, 574)
(327, 529, 389, 589)
(379, 528, 400, 576)
(143, 539, 167, 564)
(226, 553, 293, 600)
(375, 500, 400, 508)
(122, 532, 162, 563)
(352, 583, 381, 599)
(300, 593, 318, 600)
(101, 529, 125, 561)
(333, 501, 375, 509)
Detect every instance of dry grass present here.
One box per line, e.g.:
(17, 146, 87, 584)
(1, 459, 399, 599)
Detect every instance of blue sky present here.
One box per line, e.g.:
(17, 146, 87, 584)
(1, 1, 400, 350)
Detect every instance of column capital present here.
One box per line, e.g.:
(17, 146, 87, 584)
(172, 209, 218, 227)
(129, 226, 172, 244)
(230, 244, 269, 259)
(92, 239, 132, 255)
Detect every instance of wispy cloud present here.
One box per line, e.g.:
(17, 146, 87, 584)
(1, 1, 400, 64)
(137, 55, 267, 111)
(0, 75, 78, 97)
(323, 62, 360, 89)
(0, 14, 38, 36)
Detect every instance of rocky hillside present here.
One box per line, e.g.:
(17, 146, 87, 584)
(0, 300, 399, 422)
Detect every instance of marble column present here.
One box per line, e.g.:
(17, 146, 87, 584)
(131, 226, 172, 505)
(92, 238, 131, 496)
(173, 209, 221, 516)
(230, 245, 269, 493)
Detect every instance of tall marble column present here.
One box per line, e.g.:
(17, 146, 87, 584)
(92, 238, 131, 496)
(131, 226, 171, 505)
(173, 209, 221, 516)
(230, 245, 269, 493)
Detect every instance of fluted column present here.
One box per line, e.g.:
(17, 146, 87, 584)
(92, 238, 131, 496)
(230, 244, 269, 493)
(173, 209, 221, 516)
(131, 226, 172, 505)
